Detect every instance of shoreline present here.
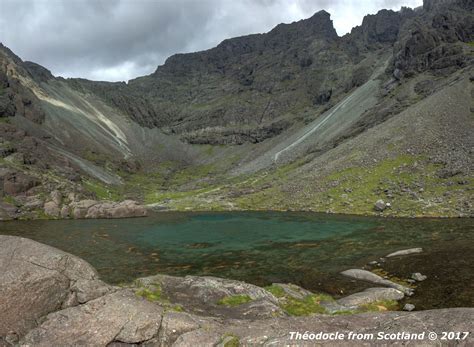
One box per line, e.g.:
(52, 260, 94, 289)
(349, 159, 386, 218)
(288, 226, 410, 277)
(1, 235, 473, 346)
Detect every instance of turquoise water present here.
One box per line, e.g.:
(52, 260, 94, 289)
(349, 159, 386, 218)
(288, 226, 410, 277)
(1, 212, 473, 308)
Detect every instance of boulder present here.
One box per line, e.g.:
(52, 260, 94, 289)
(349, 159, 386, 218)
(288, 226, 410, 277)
(43, 201, 60, 217)
(374, 199, 386, 211)
(341, 269, 414, 295)
(23, 195, 44, 210)
(337, 287, 404, 308)
(70, 199, 98, 218)
(60, 205, 70, 218)
(0, 235, 110, 338)
(70, 199, 147, 219)
(20, 290, 163, 347)
(403, 303, 415, 311)
(49, 190, 62, 205)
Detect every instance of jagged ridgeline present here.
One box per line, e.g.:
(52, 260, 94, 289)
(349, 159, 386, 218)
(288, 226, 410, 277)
(0, 0, 472, 219)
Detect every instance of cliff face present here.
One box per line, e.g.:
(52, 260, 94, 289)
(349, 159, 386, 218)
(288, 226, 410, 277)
(70, 10, 402, 145)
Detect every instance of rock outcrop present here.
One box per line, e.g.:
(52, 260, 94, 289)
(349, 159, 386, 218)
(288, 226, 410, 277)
(43, 197, 147, 219)
(82, 199, 147, 219)
(0, 236, 111, 340)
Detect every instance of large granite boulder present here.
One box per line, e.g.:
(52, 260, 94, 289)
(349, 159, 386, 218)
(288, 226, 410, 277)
(0, 236, 111, 339)
(21, 290, 163, 347)
(70, 199, 147, 219)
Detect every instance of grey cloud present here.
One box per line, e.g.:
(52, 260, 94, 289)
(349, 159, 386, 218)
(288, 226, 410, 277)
(0, 0, 422, 81)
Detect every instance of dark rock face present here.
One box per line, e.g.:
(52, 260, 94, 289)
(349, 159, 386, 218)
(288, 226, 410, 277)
(62, 1, 471, 146)
(3, 172, 40, 195)
(392, 0, 474, 77)
(0, 67, 45, 124)
(23, 61, 54, 82)
(67, 10, 381, 145)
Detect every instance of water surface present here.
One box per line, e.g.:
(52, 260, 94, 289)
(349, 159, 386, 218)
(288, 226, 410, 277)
(1, 212, 472, 309)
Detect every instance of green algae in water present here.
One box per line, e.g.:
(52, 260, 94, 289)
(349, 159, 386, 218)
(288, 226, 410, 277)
(0, 211, 472, 309)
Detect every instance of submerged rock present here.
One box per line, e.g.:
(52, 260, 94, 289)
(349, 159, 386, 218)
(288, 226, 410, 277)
(386, 248, 423, 257)
(337, 287, 404, 308)
(411, 272, 427, 281)
(341, 269, 414, 295)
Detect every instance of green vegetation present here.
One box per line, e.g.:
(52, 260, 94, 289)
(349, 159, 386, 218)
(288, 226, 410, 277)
(83, 179, 122, 201)
(264, 284, 286, 298)
(3, 194, 17, 206)
(359, 299, 399, 312)
(231, 154, 473, 217)
(220, 333, 240, 347)
(280, 294, 329, 316)
(217, 294, 253, 307)
(135, 287, 163, 302)
(371, 268, 416, 288)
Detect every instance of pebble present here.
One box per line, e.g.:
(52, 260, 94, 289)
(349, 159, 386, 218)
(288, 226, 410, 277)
(411, 272, 427, 281)
(403, 303, 415, 311)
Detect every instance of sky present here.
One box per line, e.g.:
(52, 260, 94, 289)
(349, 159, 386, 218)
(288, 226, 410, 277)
(0, 0, 422, 82)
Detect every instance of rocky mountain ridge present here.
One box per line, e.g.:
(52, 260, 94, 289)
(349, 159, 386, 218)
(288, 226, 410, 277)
(0, 0, 472, 219)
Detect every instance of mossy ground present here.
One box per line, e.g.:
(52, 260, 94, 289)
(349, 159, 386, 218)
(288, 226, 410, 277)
(358, 299, 399, 312)
(279, 294, 329, 316)
(217, 294, 253, 307)
(135, 286, 163, 302)
(220, 333, 240, 347)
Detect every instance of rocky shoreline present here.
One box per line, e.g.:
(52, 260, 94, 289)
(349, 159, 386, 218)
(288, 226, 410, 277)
(1, 236, 472, 346)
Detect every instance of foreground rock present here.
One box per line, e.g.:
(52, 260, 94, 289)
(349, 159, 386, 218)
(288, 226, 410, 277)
(0, 235, 112, 338)
(136, 274, 283, 319)
(341, 269, 414, 295)
(1, 236, 473, 346)
(21, 290, 163, 346)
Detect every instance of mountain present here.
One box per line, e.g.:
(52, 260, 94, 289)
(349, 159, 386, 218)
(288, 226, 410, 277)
(0, 0, 472, 220)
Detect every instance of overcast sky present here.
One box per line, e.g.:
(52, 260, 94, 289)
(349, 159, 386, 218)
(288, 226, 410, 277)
(0, 0, 422, 82)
